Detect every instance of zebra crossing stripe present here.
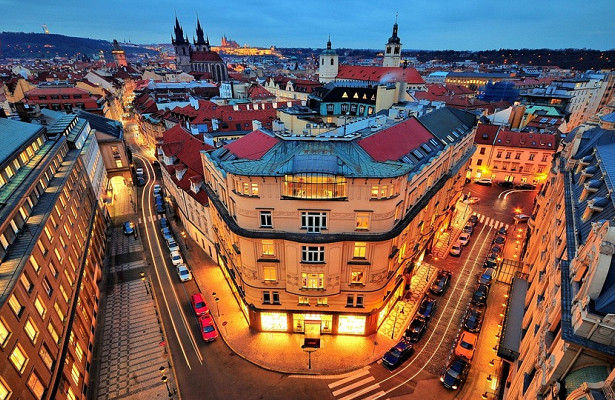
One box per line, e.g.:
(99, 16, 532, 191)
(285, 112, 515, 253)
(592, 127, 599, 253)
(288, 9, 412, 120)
(329, 368, 371, 389)
(332, 377, 375, 397)
(361, 392, 387, 400)
(337, 382, 381, 400)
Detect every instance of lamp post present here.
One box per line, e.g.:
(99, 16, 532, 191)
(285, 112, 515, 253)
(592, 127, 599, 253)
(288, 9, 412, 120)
(212, 293, 220, 317)
(181, 231, 188, 251)
(161, 375, 172, 397)
(140, 272, 149, 294)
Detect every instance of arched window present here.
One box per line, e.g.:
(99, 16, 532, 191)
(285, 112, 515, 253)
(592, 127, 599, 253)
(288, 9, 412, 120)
(330, 58, 334, 65)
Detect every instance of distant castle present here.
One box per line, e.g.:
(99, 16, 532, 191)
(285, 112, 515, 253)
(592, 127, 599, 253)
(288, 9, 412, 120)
(171, 17, 229, 82)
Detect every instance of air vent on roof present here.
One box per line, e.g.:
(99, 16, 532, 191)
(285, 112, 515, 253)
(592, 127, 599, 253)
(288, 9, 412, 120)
(482, 134, 489, 139)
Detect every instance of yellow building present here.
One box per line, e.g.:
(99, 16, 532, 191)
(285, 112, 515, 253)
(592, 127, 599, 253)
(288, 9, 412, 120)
(200, 107, 476, 336)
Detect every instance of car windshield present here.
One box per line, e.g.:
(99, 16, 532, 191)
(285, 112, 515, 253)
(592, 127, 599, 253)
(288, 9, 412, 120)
(195, 301, 206, 308)
(389, 348, 402, 357)
(173, 255, 181, 260)
(180, 269, 189, 275)
(203, 325, 215, 333)
(460, 341, 473, 350)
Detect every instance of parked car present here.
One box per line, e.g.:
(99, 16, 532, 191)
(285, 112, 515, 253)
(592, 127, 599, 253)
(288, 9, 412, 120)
(463, 305, 484, 333)
(430, 270, 452, 295)
(162, 227, 173, 242)
(136, 167, 144, 176)
(156, 202, 165, 214)
(198, 314, 218, 342)
(491, 244, 503, 254)
(170, 250, 184, 266)
(467, 196, 480, 204)
(463, 224, 474, 234)
(417, 297, 438, 320)
(515, 183, 536, 190)
(190, 293, 209, 316)
(475, 178, 492, 185)
(486, 252, 500, 264)
(167, 239, 180, 253)
(382, 340, 414, 370)
(123, 221, 134, 235)
(483, 259, 498, 269)
(152, 160, 160, 168)
(471, 283, 490, 306)
(514, 214, 531, 223)
(498, 226, 508, 236)
(458, 232, 471, 246)
(469, 215, 479, 226)
(493, 235, 506, 245)
(136, 176, 146, 186)
(176, 264, 192, 282)
(454, 331, 478, 360)
(155, 195, 163, 205)
(498, 181, 514, 188)
(479, 268, 496, 286)
(153, 184, 162, 195)
(449, 242, 463, 256)
(405, 317, 429, 342)
(440, 356, 470, 390)
(159, 217, 169, 230)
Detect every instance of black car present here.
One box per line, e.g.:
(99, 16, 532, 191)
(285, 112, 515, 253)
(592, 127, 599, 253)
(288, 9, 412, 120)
(430, 270, 452, 295)
(498, 181, 514, 188)
(493, 235, 506, 245)
(471, 283, 490, 306)
(136, 176, 146, 186)
(483, 259, 498, 269)
(498, 226, 508, 236)
(382, 340, 414, 370)
(152, 160, 160, 168)
(463, 224, 473, 234)
(462, 305, 484, 332)
(515, 183, 536, 190)
(440, 356, 470, 390)
(491, 244, 503, 254)
(405, 317, 429, 342)
(417, 297, 438, 320)
(468, 215, 479, 226)
(122, 221, 134, 235)
(486, 252, 499, 264)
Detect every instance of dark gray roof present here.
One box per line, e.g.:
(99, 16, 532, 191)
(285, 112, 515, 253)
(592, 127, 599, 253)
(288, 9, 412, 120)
(76, 110, 123, 139)
(601, 112, 615, 123)
(0, 118, 44, 164)
(418, 107, 477, 146)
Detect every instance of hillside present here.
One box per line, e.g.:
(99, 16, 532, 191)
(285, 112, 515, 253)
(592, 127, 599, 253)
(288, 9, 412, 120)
(0, 32, 158, 59)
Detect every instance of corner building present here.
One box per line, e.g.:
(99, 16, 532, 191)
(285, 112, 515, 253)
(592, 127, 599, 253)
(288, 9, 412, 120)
(0, 116, 107, 399)
(201, 107, 476, 335)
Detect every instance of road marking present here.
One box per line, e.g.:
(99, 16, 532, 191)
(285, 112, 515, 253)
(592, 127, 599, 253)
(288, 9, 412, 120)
(328, 368, 371, 389)
(338, 382, 382, 400)
(332, 377, 375, 397)
(360, 392, 387, 400)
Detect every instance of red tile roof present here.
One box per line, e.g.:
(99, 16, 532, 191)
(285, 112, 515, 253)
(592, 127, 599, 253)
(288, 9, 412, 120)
(358, 118, 434, 162)
(160, 124, 213, 172)
(337, 66, 424, 85)
(474, 124, 500, 145)
(191, 51, 224, 62)
(224, 129, 279, 160)
(248, 84, 274, 99)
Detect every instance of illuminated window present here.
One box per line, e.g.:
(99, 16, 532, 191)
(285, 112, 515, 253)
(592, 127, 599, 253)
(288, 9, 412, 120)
(301, 273, 324, 289)
(301, 246, 325, 263)
(71, 363, 80, 384)
(0, 319, 11, 348)
(20, 273, 34, 293)
(350, 270, 365, 284)
(34, 296, 46, 318)
(251, 183, 259, 196)
(9, 294, 24, 318)
(75, 342, 83, 362)
(353, 242, 366, 259)
(59, 284, 70, 303)
(54, 302, 65, 322)
(0, 377, 11, 400)
(24, 317, 39, 344)
(44, 226, 53, 242)
(54, 248, 63, 264)
(259, 211, 272, 228)
(260, 312, 288, 331)
(10, 343, 28, 373)
(338, 315, 366, 335)
(49, 262, 58, 278)
(42, 277, 53, 297)
(298, 296, 310, 305)
(301, 211, 327, 233)
(27, 371, 45, 399)
(317, 297, 328, 306)
(39, 343, 54, 370)
(47, 322, 59, 344)
(355, 212, 370, 230)
(67, 387, 77, 400)
(371, 186, 379, 198)
(0, 234, 8, 251)
(261, 240, 275, 256)
(263, 266, 277, 282)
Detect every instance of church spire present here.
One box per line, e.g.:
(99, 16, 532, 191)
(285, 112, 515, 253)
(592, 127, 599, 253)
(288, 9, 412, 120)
(172, 16, 188, 45)
(195, 16, 206, 45)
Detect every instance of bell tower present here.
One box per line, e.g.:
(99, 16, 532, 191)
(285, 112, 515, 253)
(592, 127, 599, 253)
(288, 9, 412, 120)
(194, 17, 210, 52)
(383, 16, 402, 67)
(318, 36, 338, 83)
(111, 39, 127, 67)
(172, 17, 191, 71)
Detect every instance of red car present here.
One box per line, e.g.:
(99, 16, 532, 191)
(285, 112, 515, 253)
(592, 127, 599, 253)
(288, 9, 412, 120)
(190, 293, 209, 316)
(198, 315, 218, 342)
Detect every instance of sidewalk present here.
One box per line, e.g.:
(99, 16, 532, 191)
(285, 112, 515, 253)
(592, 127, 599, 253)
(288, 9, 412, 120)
(170, 214, 439, 375)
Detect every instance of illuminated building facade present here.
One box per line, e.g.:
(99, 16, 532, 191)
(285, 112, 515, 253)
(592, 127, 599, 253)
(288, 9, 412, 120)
(200, 107, 476, 336)
(502, 110, 615, 399)
(470, 123, 558, 185)
(0, 115, 107, 399)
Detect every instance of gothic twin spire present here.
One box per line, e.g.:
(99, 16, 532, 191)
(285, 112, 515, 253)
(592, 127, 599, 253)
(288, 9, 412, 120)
(172, 16, 209, 47)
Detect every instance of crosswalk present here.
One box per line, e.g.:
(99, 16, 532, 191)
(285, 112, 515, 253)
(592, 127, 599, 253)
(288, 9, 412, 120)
(328, 368, 385, 400)
(472, 212, 509, 232)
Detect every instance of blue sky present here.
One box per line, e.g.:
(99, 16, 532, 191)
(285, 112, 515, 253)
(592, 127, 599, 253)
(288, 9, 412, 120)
(2, 0, 614, 50)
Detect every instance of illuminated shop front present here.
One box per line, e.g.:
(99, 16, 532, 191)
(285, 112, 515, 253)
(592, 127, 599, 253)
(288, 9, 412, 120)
(292, 313, 333, 334)
(338, 315, 366, 335)
(260, 312, 288, 331)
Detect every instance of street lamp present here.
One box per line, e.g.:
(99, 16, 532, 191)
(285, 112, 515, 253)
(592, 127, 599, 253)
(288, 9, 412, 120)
(161, 375, 172, 397)
(140, 272, 149, 294)
(215, 297, 220, 317)
(181, 231, 188, 250)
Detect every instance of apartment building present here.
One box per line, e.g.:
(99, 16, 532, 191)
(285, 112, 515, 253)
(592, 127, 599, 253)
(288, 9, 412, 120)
(199, 107, 476, 336)
(0, 115, 107, 400)
(502, 109, 615, 399)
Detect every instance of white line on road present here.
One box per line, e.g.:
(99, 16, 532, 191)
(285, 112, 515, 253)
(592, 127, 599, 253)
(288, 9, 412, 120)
(328, 368, 371, 389)
(332, 377, 375, 397)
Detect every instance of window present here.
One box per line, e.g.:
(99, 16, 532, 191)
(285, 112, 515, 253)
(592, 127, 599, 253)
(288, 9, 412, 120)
(542, 154, 549, 162)
(371, 186, 379, 198)
(496, 151, 502, 158)
(298, 296, 310, 305)
(272, 292, 280, 304)
(0, 319, 10, 348)
(47, 322, 59, 344)
(59, 284, 70, 303)
(35, 296, 47, 318)
(346, 294, 354, 307)
(356, 295, 364, 307)
(301, 273, 324, 289)
(24, 318, 39, 344)
(529, 153, 536, 161)
(75, 342, 83, 362)
(259, 211, 272, 228)
(0, 377, 11, 400)
(67, 387, 77, 400)
(317, 297, 328, 306)
(27, 371, 45, 399)
(515, 153, 521, 160)
(476, 159, 483, 166)
(39, 343, 54, 370)
(301, 211, 327, 233)
(301, 246, 325, 263)
(71, 363, 80, 385)
(350, 270, 365, 284)
(353, 242, 367, 259)
(263, 291, 271, 304)
(54, 302, 65, 322)
(355, 212, 370, 230)
(10, 343, 28, 373)
(505, 152, 512, 159)
(9, 294, 24, 318)
(20, 273, 34, 293)
(263, 266, 277, 282)
(42, 277, 53, 297)
(479, 147, 486, 155)
(261, 240, 275, 256)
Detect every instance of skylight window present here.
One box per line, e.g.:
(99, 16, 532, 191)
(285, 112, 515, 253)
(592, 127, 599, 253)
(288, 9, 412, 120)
(412, 149, 424, 159)
(429, 138, 439, 147)
(447, 135, 454, 142)
(421, 143, 432, 153)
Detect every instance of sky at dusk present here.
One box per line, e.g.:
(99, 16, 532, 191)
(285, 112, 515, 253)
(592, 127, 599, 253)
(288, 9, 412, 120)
(1, 0, 614, 50)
